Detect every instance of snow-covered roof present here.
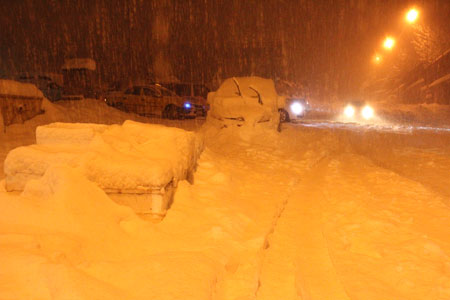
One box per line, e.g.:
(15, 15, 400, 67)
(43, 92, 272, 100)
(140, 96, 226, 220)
(0, 79, 43, 98)
(62, 58, 96, 71)
(428, 73, 450, 88)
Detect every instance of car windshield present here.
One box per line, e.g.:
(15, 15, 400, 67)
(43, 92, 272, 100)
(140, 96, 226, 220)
(160, 87, 175, 97)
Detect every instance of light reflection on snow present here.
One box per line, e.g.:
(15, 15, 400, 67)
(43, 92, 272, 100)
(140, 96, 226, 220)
(294, 119, 450, 134)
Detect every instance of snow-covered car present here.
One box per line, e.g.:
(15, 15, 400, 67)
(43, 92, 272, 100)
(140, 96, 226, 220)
(104, 84, 196, 119)
(279, 97, 310, 122)
(16, 73, 63, 101)
(207, 77, 284, 127)
(4, 120, 203, 219)
(0, 79, 44, 130)
(342, 100, 375, 122)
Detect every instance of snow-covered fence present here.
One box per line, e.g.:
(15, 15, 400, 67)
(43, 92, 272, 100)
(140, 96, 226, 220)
(4, 120, 203, 219)
(0, 80, 44, 129)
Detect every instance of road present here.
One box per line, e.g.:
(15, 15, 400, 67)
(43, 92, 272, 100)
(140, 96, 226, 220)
(201, 120, 450, 300)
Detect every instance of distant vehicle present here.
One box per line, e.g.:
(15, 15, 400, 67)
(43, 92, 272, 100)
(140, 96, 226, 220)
(16, 73, 63, 101)
(156, 82, 210, 117)
(279, 97, 310, 122)
(342, 100, 375, 122)
(44, 82, 64, 101)
(104, 84, 196, 119)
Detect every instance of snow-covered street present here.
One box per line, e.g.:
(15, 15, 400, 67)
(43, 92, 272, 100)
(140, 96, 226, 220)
(1, 99, 449, 299)
(2, 0, 449, 297)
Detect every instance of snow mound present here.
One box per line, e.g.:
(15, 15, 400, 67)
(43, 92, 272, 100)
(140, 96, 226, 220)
(0, 79, 43, 98)
(5, 120, 203, 191)
(0, 165, 220, 299)
(207, 77, 283, 127)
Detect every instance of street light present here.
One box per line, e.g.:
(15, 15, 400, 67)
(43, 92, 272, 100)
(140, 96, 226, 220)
(383, 37, 395, 50)
(373, 54, 382, 64)
(406, 8, 419, 23)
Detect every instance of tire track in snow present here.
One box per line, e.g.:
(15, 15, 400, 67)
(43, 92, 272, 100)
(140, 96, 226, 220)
(255, 154, 351, 300)
(253, 175, 300, 299)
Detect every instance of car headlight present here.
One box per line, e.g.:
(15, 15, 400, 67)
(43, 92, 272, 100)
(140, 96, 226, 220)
(361, 105, 374, 120)
(290, 102, 304, 115)
(344, 105, 355, 118)
(183, 102, 192, 109)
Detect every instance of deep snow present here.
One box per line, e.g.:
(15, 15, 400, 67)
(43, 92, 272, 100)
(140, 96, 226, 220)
(0, 99, 449, 299)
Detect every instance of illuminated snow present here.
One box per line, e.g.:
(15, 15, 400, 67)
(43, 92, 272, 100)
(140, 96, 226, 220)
(0, 99, 449, 299)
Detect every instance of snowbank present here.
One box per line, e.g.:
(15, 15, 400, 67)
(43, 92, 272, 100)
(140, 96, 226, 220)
(62, 58, 96, 71)
(0, 79, 43, 98)
(0, 166, 220, 299)
(207, 77, 282, 127)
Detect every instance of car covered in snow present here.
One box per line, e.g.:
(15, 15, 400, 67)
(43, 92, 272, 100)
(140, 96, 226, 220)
(16, 73, 64, 101)
(279, 97, 310, 122)
(207, 77, 284, 127)
(0, 79, 44, 130)
(104, 84, 197, 119)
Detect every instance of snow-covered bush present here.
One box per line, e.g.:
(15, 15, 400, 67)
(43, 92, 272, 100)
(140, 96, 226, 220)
(207, 77, 284, 129)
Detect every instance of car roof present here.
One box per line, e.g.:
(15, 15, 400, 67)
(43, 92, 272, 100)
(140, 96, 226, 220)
(128, 85, 177, 95)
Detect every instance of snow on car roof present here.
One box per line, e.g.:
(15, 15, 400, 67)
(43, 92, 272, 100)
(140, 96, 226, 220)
(0, 79, 43, 98)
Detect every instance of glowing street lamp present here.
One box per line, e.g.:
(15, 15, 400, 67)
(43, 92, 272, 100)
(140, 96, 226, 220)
(383, 37, 395, 50)
(373, 54, 382, 64)
(406, 8, 419, 23)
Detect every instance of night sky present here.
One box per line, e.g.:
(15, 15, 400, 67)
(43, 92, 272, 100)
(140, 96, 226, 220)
(1, 0, 449, 100)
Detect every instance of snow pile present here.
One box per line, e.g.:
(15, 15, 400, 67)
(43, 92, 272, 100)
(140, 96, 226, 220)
(207, 77, 283, 127)
(5, 120, 203, 191)
(0, 79, 43, 98)
(0, 166, 219, 299)
(62, 58, 96, 71)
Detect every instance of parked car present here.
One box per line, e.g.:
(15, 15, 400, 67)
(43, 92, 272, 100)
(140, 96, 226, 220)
(156, 82, 210, 117)
(16, 73, 63, 101)
(207, 77, 284, 128)
(0, 79, 44, 129)
(104, 84, 196, 119)
(279, 97, 310, 122)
